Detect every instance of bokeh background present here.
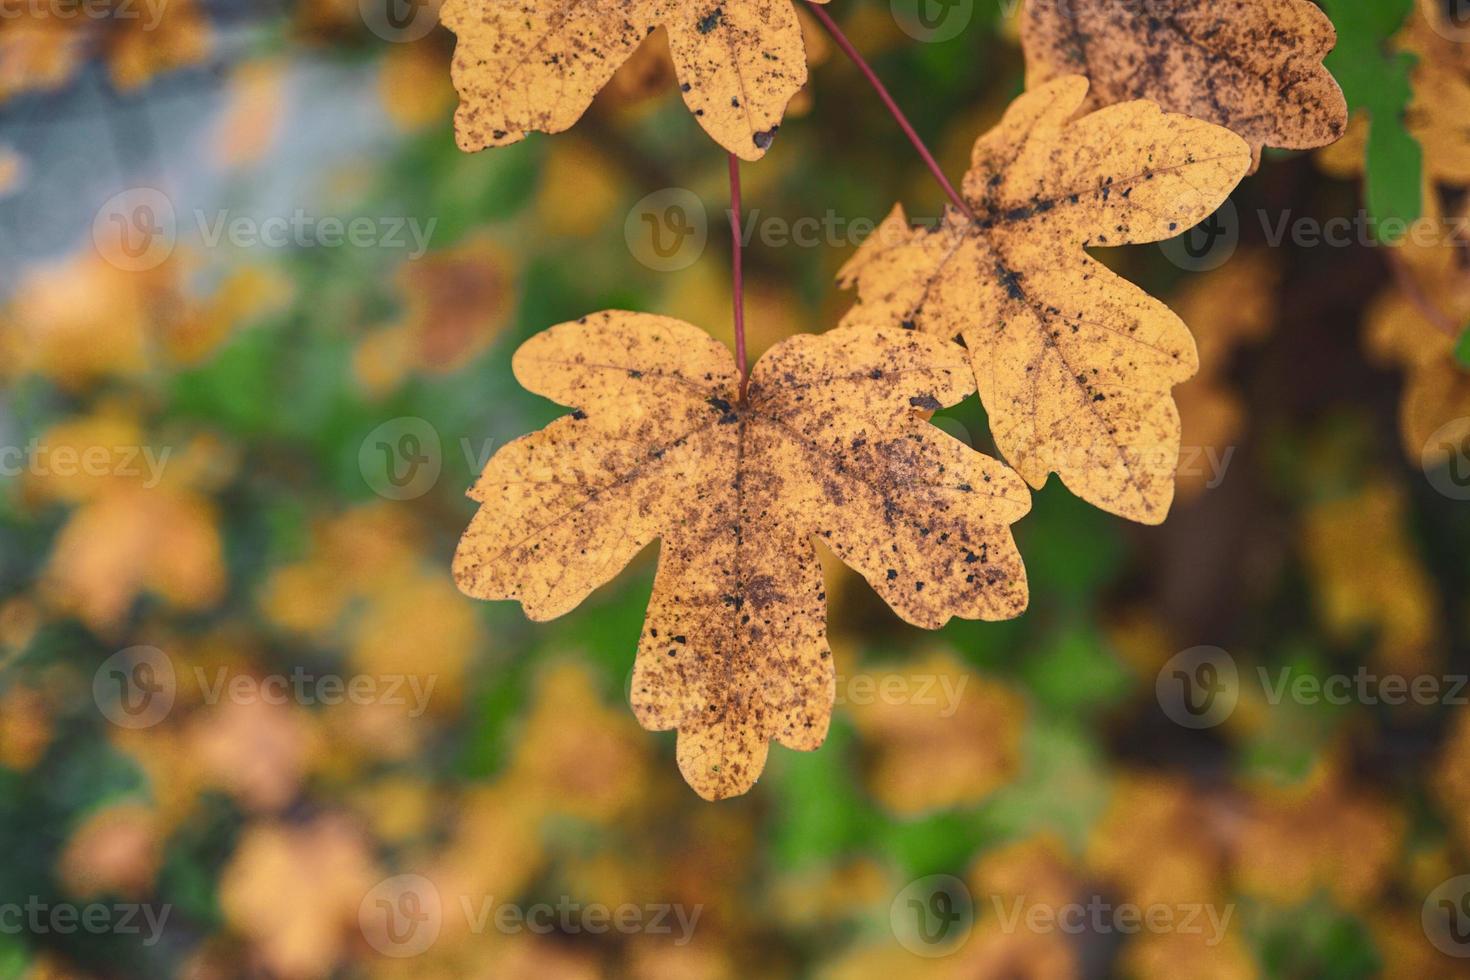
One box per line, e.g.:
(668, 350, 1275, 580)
(1, 0, 1470, 976)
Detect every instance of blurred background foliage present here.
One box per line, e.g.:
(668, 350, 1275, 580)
(0, 0, 1469, 976)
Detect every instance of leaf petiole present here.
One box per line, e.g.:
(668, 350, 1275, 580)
(729, 152, 750, 401)
(803, 0, 974, 220)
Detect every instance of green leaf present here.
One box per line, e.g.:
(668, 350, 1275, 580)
(1455, 324, 1470, 369)
(1319, 0, 1423, 231)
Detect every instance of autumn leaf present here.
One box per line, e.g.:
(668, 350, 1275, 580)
(838, 76, 1251, 523)
(454, 311, 1031, 799)
(1021, 0, 1347, 170)
(440, 0, 829, 160)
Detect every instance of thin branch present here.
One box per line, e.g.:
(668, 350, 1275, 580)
(729, 152, 750, 400)
(803, 0, 974, 219)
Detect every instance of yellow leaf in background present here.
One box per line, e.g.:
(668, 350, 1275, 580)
(348, 568, 479, 709)
(0, 683, 52, 772)
(380, 42, 457, 132)
(260, 503, 423, 638)
(772, 858, 892, 930)
(1434, 710, 1470, 852)
(1300, 480, 1438, 672)
(1365, 205, 1470, 467)
(1121, 929, 1258, 980)
(849, 651, 1025, 815)
(57, 802, 162, 899)
(441, 0, 830, 160)
(347, 776, 437, 845)
(454, 313, 1031, 799)
(212, 59, 288, 170)
(601, 28, 679, 110)
(1086, 773, 1225, 910)
(0, 21, 84, 103)
(1400, 6, 1470, 185)
(1021, 0, 1346, 171)
(838, 77, 1250, 523)
(351, 323, 415, 398)
(164, 264, 294, 366)
(0, 144, 24, 198)
(219, 816, 380, 979)
(372, 234, 517, 377)
(106, 0, 214, 92)
(948, 835, 1079, 980)
(0, 252, 160, 390)
(189, 698, 323, 812)
(43, 485, 226, 633)
(506, 662, 649, 821)
(536, 138, 625, 238)
(625, 939, 737, 980)
(1231, 766, 1404, 909)
(1170, 252, 1279, 499)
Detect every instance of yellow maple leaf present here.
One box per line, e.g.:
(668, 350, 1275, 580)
(440, 0, 831, 160)
(455, 312, 1031, 799)
(1020, 0, 1346, 170)
(838, 76, 1251, 523)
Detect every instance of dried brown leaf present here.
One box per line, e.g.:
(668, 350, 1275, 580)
(441, 0, 828, 160)
(1020, 0, 1347, 170)
(838, 76, 1251, 523)
(454, 312, 1031, 799)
